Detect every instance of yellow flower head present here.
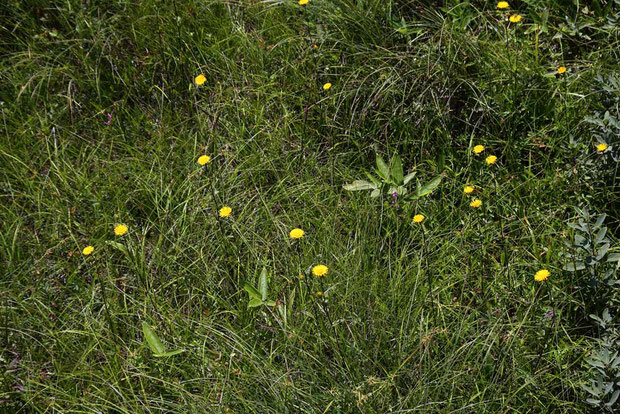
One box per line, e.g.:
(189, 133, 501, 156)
(82, 245, 94, 255)
(596, 143, 608, 152)
(470, 199, 482, 208)
(299, 0, 308, 5)
(557, 66, 566, 74)
(114, 224, 128, 236)
(194, 74, 206, 86)
(412, 214, 425, 224)
(473, 145, 485, 154)
(485, 155, 498, 165)
(219, 206, 232, 218)
(464, 185, 475, 194)
(316, 291, 323, 297)
(509, 14, 522, 23)
(298, 274, 304, 279)
(313, 44, 318, 49)
(290, 228, 305, 239)
(534, 269, 550, 282)
(197, 155, 211, 166)
(497, 1, 509, 9)
(323, 82, 332, 90)
(312, 264, 328, 277)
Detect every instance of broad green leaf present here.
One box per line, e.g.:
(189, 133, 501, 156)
(365, 172, 381, 186)
(155, 349, 186, 358)
(248, 298, 263, 308)
(142, 322, 165, 355)
(259, 267, 268, 301)
(596, 243, 609, 260)
(264, 300, 276, 307)
(574, 234, 588, 247)
(106, 240, 128, 255)
(595, 227, 607, 244)
(564, 261, 586, 271)
(370, 189, 381, 198)
(403, 171, 416, 185)
(417, 175, 442, 197)
(607, 253, 620, 262)
(343, 180, 377, 191)
(390, 154, 404, 184)
(594, 213, 606, 228)
(376, 154, 390, 181)
(567, 222, 586, 232)
(243, 282, 262, 301)
(606, 390, 620, 407)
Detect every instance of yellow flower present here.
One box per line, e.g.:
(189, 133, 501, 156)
(464, 185, 475, 194)
(534, 269, 550, 282)
(290, 228, 305, 239)
(82, 245, 94, 255)
(412, 214, 425, 223)
(473, 145, 485, 154)
(114, 224, 128, 236)
(298, 274, 304, 279)
(557, 66, 566, 74)
(219, 206, 232, 218)
(485, 155, 497, 165)
(312, 264, 328, 277)
(470, 199, 482, 208)
(197, 155, 211, 165)
(316, 291, 323, 297)
(497, 1, 509, 9)
(313, 44, 318, 49)
(596, 143, 608, 152)
(509, 14, 522, 23)
(194, 74, 206, 86)
(323, 82, 332, 90)
(299, 0, 308, 5)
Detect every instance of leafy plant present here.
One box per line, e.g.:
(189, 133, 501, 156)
(565, 210, 620, 411)
(582, 309, 620, 411)
(244, 267, 277, 308)
(563, 210, 620, 290)
(142, 322, 185, 357)
(343, 152, 442, 199)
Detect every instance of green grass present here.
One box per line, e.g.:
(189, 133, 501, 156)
(1, 0, 619, 412)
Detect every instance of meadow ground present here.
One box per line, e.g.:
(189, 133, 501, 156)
(1, 0, 619, 412)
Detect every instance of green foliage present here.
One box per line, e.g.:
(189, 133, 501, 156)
(569, 211, 620, 412)
(343, 152, 441, 199)
(142, 321, 185, 358)
(244, 267, 277, 308)
(583, 309, 620, 411)
(564, 210, 619, 302)
(0, 0, 618, 412)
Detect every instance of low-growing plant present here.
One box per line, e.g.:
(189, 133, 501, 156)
(343, 152, 442, 199)
(564, 210, 620, 411)
(244, 267, 277, 309)
(583, 309, 620, 411)
(142, 322, 185, 357)
(564, 210, 620, 297)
